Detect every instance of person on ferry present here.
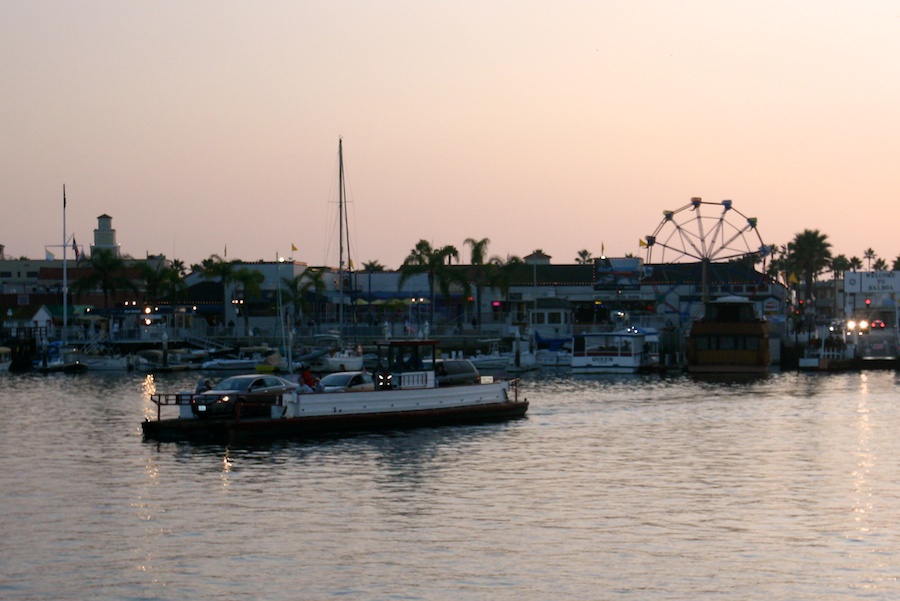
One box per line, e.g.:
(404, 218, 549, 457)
(300, 366, 321, 393)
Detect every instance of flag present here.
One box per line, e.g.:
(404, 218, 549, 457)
(601, 242, 605, 256)
(224, 245, 227, 258)
(291, 243, 297, 252)
(72, 237, 79, 260)
(349, 259, 354, 270)
(63, 184, 66, 209)
(46, 249, 55, 261)
(639, 239, 648, 248)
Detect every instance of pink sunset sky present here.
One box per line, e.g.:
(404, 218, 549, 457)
(2, 1, 898, 270)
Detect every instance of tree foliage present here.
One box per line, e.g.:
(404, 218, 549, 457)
(70, 249, 137, 309)
(786, 229, 832, 302)
(399, 240, 467, 323)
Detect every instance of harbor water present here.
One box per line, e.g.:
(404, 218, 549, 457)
(2, 369, 900, 600)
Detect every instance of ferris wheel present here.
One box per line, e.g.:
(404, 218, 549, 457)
(643, 198, 771, 321)
(644, 198, 770, 268)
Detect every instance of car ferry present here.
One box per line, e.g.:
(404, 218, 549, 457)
(142, 339, 528, 442)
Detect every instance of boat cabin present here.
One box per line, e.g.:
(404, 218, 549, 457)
(571, 329, 647, 373)
(687, 296, 770, 373)
(373, 339, 439, 389)
(701, 296, 760, 323)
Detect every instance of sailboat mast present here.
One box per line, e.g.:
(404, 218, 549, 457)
(338, 138, 345, 334)
(62, 184, 68, 346)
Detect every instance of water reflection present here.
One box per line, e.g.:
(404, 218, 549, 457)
(5, 369, 900, 599)
(851, 390, 873, 538)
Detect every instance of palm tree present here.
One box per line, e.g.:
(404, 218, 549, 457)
(280, 274, 306, 329)
(70, 248, 137, 309)
(299, 267, 327, 327)
(399, 240, 466, 325)
(465, 238, 491, 266)
(198, 254, 238, 326)
(765, 244, 788, 286)
(360, 260, 386, 272)
(863, 248, 877, 271)
(787, 229, 832, 305)
(830, 254, 850, 317)
(232, 266, 265, 338)
(171, 259, 188, 278)
(575, 249, 593, 264)
(830, 254, 850, 278)
(488, 254, 524, 310)
(136, 261, 185, 305)
(358, 260, 386, 325)
(465, 237, 491, 331)
(892, 255, 900, 271)
(873, 258, 888, 272)
(848, 256, 863, 271)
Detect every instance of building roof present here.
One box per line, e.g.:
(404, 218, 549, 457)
(642, 261, 770, 286)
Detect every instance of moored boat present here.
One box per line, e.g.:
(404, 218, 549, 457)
(304, 334, 365, 373)
(201, 346, 271, 370)
(73, 353, 149, 371)
(686, 295, 770, 374)
(0, 346, 12, 373)
(467, 339, 511, 370)
(570, 328, 647, 374)
(142, 339, 528, 442)
(536, 348, 572, 367)
(33, 343, 88, 373)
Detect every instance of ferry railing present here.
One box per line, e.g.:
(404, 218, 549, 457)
(395, 371, 433, 389)
(507, 377, 520, 403)
(147, 392, 287, 422)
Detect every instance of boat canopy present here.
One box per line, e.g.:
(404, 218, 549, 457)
(374, 339, 438, 373)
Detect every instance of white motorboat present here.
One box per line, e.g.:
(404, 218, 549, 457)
(201, 347, 271, 370)
(536, 348, 572, 367)
(505, 334, 540, 373)
(304, 334, 365, 373)
(570, 328, 647, 374)
(73, 353, 149, 371)
(467, 339, 509, 370)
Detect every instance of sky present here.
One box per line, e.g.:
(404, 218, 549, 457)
(2, 1, 899, 271)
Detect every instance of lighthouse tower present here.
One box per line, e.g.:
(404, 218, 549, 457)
(91, 214, 120, 257)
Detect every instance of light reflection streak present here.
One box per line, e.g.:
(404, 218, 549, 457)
(141, 374, 158, 421)
(850, 390, 873, 539)
(221, 449, 234, 488)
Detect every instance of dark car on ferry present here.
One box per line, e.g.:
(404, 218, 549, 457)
(191, 374, 298, 418)
(425, 358, 481, 386)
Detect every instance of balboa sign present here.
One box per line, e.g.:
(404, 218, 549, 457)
(844, 271, 900, 294)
